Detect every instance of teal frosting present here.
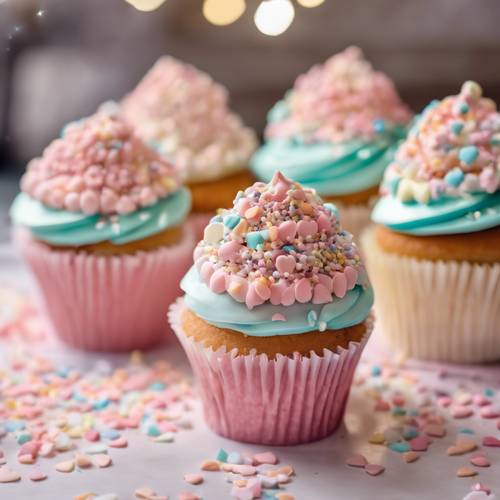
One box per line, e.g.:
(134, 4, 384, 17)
(372, 191, 500, 235)
(181, 266, 373, 337)
(251, 129, 407, 197)
(10, 188, 191, 246)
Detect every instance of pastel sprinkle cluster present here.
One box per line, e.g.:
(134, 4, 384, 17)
(122, 56, 258, 183)
(382, 81, 500, 204)
(351, 359, 499, 497)
(265, 46, 412, 144)
(20, 108, 180, 216)
(193, 172, 365, 310)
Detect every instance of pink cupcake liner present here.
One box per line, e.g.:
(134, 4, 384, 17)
(15, 228, 195, 352)
(169, 298, 373, 445)
(187, 212, 212, 242)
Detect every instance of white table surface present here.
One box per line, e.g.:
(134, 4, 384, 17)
(0, 243, 499, 500)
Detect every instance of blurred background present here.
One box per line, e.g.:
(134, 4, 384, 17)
(1, 0, 500, 205)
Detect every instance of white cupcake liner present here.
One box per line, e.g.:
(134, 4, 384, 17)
(14, 228, 195, 352)
(362, 227, 500, 364)
(169, 298, 373, 445)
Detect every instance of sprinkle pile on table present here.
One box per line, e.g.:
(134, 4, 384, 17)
(350, 361, 499, 499)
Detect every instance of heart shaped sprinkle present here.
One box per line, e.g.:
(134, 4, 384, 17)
(364, 464, 385, 476)
(345, 454, 368, 468)
(470, 455, 490, 467)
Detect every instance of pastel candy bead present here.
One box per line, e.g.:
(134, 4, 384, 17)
(295, 278, 312, 303)
(254, 280, 271, 301)
(318, 274, 333, 292)
(227, 277, 248, 303)
(444, 168, 465, 187)
(80, 190, 100, 214)
(281, 285, 296, 306)
(246, 231, 265, 249)
(200, 261, 214, 282)
(270, 280, 287, 305)
(332, 272, 347, 298)
(459, 146, 479, 165)
(236, 198, 251, 216)
(245, 285, 265, 310)
(204, 222, 224, 244)
(344, 266, 358, 290)
(218, 241, 242, 262)
(276, 255, 296, 274)
(317, 213, 331, 232)
(278, 220, 297, 242)
(312, 284, 332, 304)
(209, 269, 227, 294)
(297, 219, 318, 238)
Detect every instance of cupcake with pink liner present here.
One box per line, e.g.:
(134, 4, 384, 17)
(10, 106, 193, 352)
(122, 56, 258, 238)
(251, 46, 413, 239)
(169, 171, 373, 444)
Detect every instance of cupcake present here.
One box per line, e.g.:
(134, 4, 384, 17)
(10, 107, 194, 352)
(251, 47, 413, 239)
(121, 56, 258, 237)
(364, 81, 500, 363)
(169, 171, 373, 445)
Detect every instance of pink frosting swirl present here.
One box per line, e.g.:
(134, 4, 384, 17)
(20, 108, 180, 215)
(121, 56, 257, 183)
(193, 172, 367, 310)
(266, 46, 412, 143)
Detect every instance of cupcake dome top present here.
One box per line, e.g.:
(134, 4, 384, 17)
(382, 81, 500, 204)
(121, 56, 258, 183)
(20, 108, 180, 216)
(265, 46, 412, 144)
(193, 172, 366, 310)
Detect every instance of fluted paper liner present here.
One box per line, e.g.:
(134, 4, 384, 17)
(15, 228, 195, 352)
(362, 227, 500, 363)
(169, 298, 372, 445)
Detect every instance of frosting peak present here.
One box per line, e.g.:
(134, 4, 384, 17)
(192, 172, 367, 310)
(20, 107, 180, 216)
(265, 46, 412, 143)
(382, 81, 500, 204)
(121, 56, 258, 183)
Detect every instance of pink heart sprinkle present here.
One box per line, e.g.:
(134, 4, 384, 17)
(276, 255, 296, 275)
(295, 278, 312, 303)
(297, 219, 318, 238)
(94, 454, 112, 468)
(345, 454, 367, 468)
(253, 451, 278, 465)
(364, 464, 385, 476)
(84, 429, 100, 442)
(29, 469, 47, 481)
(344, 266, 358, 290)
(278, 220, 297, 242)
(332, 272, 347, 298)
(271, 313, 286, 322)
(312, 283, 332, 305)
(423, 424, 446, 438)
(0, 467, 21, 483)
(437, 396, 452, 408)
(482, 436, 500, 447)
(480, 406, 500, 419)
(470, 455, 490, 467)
(109, 437, 128, 448)
(184, 473, 203, 485)
(473, 394, 491, 407)
(451, 405, 474, 419)
(410, 435, 431, 452)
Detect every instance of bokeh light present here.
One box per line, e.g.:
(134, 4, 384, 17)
(254, 0, 295, 36)
(297, 0, 325, 7)
(124, 0, 167, 12)
(203, 0, 246, 26)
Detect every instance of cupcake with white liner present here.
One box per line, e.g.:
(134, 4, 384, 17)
(122, 56, 258, 237)
(11, 107, 193, 351)
(251, 46, 413, 239)
(169, 171, 373, 445)
(364, 81, 500, 363)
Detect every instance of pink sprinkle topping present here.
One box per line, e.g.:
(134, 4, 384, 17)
(382, 81, 500, 203)
(195, 172, 368, 310)
(266, 46, 412, 144)
(21, 107, 180, 215)
(122, 56, 257, 184)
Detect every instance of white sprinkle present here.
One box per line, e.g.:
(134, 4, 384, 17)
(139, 212, 151, 221)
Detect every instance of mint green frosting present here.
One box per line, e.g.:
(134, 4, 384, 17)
(251, 133, 405, 197)
(181, 266, 373, 336)
(10, 188, 191, 246)
(372, 191, 500, 235)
